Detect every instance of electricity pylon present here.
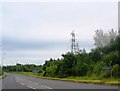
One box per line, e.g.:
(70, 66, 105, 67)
(71, 31, 80, 53)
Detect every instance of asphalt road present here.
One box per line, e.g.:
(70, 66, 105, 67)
(0, 79, 2, 90)
(1, 73, 119, 90)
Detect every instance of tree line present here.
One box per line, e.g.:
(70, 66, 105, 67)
(3, 29, 120, 79)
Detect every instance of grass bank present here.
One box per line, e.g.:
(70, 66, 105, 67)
(11, 72, 120, 85)
(0, 75, 6, 79)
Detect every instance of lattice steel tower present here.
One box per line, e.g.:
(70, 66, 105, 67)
(71, 31, 80, 53)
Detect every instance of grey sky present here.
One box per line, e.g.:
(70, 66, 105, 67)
(1, 1, 118, 65)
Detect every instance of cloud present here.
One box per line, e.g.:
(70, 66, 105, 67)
(1, 2, 118, 65)
(1, 0, 119, 3)
(2, 35, 93, 52)
(2, 2, 117, 41)
(2, 36, 70, 51)
(2, 35, 93, 65)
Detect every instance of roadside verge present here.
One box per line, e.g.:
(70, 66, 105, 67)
(11, 72, 120, 85)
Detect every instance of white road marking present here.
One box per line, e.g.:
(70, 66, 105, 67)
(20, 83, 24, 85)
(41, 85, 53, 89)
(15, 76, 53, 89)
(27, 86, 36, 89)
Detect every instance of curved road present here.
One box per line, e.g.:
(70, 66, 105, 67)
(1, 73, 119, 90)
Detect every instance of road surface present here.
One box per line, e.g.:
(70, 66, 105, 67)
(1, 73, 119, 90)
(0, 79, 2, 91)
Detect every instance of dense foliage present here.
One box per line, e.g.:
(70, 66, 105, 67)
(3, 34, 120, 79)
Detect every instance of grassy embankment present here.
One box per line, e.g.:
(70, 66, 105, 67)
(0, 75, 6, 79)
(12, 72, 120, 85)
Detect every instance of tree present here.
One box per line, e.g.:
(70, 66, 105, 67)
(94, 29, 117, 48)
(61, 52, 76, 76)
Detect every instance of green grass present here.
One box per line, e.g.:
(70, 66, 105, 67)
(11, 72, 120, 85)
(0, 75, 6, 79)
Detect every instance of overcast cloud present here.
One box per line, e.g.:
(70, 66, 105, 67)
(1, 1, 118, 65)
